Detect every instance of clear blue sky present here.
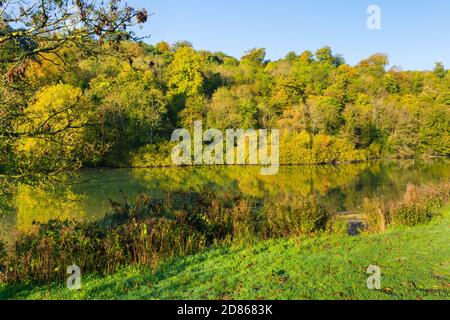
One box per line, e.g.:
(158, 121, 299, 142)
(128, 0, 450, 70)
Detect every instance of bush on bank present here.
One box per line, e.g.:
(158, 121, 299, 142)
(0, 191, 331, 284)
(130, 130, 371, 168)
(0, 181, 448, 285)
(362, 182, 450, 232)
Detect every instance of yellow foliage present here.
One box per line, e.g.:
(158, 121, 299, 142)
(15, 84, 87, 156)
(13, 185, 86, 234)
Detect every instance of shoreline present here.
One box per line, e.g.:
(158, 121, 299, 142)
(81, 156, 450, 171)
(2, 207, 449, 300)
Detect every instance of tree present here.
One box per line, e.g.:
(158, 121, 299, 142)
(167, 46, 205, 97)
(342, 94, 377, 148)
(179, 95, 209, 129)
(310, 96, 343, 134)
(315, 46, 344, 67)
(156, 41, 171, 53)
(85, 65, 167, 165)
(241, 48, 266, 65)
(433, 62, 446, 79)
(172, 40, 193, 51)
(0, 1, 148, 66)
(298, 50, 313, 63)
(285, 51, 298, 63)
(15, 83, 100, 172)
(207, 87, 241, 129)
(0, 0, 148, 190)
(383, 74, 400, 94)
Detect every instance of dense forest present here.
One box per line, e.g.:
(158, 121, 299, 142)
(1, 1, 449, 191)
(7, 42, 450, 169)
(1, 1, 450, 299)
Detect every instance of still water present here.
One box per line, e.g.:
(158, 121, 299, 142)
(1, 159, 449, 242)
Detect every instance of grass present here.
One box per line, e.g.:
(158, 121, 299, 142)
(1, 207, 449, 300)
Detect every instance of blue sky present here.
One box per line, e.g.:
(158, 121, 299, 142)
(128, 0, 450, 70)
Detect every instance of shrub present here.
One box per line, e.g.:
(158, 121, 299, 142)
(130, 141, 175, 167)
(325, 216, 350, 236)
(0, 190, 333, 285)
(231, 200, 260, 245)
(0, 240, 6, 266)
(390, 183, 449, 226)
(280, 131, 369, 165)
(361, 198, 389, 233)
(261, 196, 330, 237)
(130, 130, 371, 169)
(2, 216, 208, 284)
(392, 203, 432, 226)
(363, 182, 450, 231)
(297, 196, 331, 234)
(3, 181, 447, 285)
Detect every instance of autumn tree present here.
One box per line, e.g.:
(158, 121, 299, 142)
(0, 0, 148, 191)
(433, 62, 446, 79)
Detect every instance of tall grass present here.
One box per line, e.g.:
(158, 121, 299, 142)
(0, 181, 449, 285)
(362, 181, 450, 232)
(0, 190, 330, 284)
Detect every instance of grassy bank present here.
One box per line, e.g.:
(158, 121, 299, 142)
(1, 207, 449, 300)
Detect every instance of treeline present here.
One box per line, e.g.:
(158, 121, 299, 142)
(11, 41, 450, 167)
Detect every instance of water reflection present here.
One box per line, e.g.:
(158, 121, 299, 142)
(1, 159, 449, 243)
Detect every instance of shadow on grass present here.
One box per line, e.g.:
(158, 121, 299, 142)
(0, 246, 234, 300)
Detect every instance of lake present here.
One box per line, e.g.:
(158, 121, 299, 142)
(1, 159, 449, 243)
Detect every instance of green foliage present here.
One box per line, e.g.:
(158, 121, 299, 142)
(310, 96, 343, 134)
(0, 241, 6, 267)
(362, 181, 450, 231)
(241, 48, 266, 65)
(0, 189, 336, 285)
(391, 183, 449, 226)
(1, 2, 449, 189)
(131, 141, 175, 167)
(433, 62, 446, 79)
(2, 203, 450, 300)
(279, 131, 369, 165)
(179, 95, 209, 128)
(383, 74, 400, 93)
(0, 0, 149, 188)
(207, 87, 242, 129)
(91, 67, 168, 155)
(263, 196, 330, 236)
(167, 46, 205, 97)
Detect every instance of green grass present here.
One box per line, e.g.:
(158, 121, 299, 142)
(1, 208, 449, 300)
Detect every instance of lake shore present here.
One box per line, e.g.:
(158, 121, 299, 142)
(2, 206, 448, 300)
(91, 155, 450, 171)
